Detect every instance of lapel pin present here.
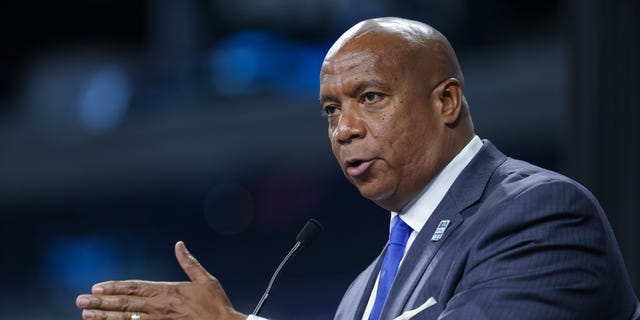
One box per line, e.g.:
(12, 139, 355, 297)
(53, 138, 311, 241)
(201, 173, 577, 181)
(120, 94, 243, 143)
(430, 220, 450, 241)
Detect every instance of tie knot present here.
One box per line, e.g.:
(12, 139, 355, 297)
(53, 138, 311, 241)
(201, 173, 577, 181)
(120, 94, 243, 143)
(389, 216, 412, 245)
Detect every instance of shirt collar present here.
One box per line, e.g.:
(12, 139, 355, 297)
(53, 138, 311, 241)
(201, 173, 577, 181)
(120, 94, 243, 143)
(391, 135, 483, 233)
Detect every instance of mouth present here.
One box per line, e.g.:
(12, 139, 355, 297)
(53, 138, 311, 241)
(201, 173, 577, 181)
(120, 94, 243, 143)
(345, 158, 374, 177)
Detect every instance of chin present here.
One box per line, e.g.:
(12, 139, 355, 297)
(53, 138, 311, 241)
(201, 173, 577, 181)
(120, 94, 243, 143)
(356, 182, 396, 209)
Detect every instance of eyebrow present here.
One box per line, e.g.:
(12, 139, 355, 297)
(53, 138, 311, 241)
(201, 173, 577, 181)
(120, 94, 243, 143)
(319, 94, 337, 106)
(352, 80, 391, 97)
(319, 79, 391, 105)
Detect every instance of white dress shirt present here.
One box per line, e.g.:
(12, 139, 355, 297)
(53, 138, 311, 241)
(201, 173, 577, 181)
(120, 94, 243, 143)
(361, 136, 483, 319)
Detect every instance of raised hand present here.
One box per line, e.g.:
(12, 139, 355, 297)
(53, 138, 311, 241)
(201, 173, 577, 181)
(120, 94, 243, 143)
(75, 241, 247, 320)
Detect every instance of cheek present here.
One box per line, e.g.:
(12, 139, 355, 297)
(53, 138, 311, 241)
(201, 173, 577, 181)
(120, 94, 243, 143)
(329, 136, 343, 166)
(328, 121, 340, 149)
(330, 138, 338, 156)
(367, 106, 398, 139)
(387, 116, 431, 166)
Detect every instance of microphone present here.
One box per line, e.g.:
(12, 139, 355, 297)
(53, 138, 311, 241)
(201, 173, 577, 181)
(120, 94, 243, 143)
(253, 218, 323, 316)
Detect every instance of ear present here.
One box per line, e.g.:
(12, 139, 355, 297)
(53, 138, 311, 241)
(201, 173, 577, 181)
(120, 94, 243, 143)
(434, 78, 463, 126)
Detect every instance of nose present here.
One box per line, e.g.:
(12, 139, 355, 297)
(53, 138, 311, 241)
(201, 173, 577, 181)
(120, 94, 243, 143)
(333, 106, 365, 145)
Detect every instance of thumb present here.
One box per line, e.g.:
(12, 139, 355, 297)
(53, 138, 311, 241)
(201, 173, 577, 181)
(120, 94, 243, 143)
(175, 241, 213, 283)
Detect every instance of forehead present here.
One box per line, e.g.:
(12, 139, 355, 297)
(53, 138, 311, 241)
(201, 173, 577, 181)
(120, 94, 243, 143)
(320, 45, 405, 89)
(322, 50, 376, 78)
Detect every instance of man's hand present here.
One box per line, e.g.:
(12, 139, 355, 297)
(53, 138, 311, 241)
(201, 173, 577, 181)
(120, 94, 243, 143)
(75, 241, 247, 320)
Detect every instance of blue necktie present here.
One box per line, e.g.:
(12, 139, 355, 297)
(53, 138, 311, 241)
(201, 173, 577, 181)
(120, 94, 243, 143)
(368, 216, 412, 320)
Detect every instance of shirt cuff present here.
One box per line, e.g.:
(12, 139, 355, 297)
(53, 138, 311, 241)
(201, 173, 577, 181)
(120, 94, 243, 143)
(247, 315, 268, 320)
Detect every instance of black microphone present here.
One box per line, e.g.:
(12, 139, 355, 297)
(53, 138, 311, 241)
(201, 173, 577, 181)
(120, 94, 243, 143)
(253, 218, 323, 316)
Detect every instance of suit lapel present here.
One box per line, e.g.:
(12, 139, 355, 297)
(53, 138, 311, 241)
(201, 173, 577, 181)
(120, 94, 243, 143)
(379, 193, 463, 319)
(379, 140, 507, 319)
(353, 246, 387, 319)
(334, 245, 387, 320)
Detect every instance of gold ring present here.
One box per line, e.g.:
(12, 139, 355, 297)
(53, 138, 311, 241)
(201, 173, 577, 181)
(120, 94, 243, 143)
(131, 312, 140, 320)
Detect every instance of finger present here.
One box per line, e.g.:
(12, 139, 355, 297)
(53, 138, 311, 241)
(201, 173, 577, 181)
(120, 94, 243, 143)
(92, 280, 162, 297)
(175, 241, 213, 283)
(82, 309, 147, 320)
(77, 294, 96, 308)
(76, 294, 146, 311)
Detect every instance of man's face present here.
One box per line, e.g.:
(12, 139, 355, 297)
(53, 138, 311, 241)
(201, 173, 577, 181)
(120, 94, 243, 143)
(319, 36, 449, 212)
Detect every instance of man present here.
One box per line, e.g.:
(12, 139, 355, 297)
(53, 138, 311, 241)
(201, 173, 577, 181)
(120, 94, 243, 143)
(76, 17, 640, 319)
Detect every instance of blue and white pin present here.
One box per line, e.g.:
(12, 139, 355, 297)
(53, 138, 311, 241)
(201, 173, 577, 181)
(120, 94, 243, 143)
(431, 220, 450, 241)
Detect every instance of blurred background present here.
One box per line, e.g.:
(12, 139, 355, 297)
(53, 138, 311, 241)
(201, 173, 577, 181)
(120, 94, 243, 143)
(0, 0, 638, 319)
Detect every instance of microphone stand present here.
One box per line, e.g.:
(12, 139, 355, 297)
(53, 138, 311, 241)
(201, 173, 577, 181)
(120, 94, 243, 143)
(253, 241, 302, 315)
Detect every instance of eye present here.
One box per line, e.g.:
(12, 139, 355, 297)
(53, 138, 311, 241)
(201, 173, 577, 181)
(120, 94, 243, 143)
(322, 105, 339, 117)
(362, 92, 383, 104)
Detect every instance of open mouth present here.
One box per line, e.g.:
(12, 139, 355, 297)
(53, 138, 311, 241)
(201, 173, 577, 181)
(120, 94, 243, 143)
(346, 159, 373, 177)
(348, 160, 364, 167)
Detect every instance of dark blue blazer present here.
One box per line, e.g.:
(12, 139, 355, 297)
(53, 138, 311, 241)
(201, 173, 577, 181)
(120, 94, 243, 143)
(334, 141, 640, 320)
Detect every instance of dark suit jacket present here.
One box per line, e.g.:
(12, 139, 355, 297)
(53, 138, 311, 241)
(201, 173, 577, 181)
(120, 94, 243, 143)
(334, 141, 640, 320)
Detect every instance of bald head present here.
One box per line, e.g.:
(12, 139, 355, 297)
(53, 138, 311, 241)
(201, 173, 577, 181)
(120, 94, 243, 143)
(324, 17, 464, 89)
